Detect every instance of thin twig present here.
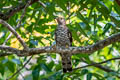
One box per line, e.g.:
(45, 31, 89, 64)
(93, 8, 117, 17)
(2, 33, 12, 45)
(73, 57, 120, 72)
(6, 56, 33, 80)
(19, 72, 25, 80)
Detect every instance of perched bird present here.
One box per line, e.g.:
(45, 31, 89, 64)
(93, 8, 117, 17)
(55, 17, 72, 73)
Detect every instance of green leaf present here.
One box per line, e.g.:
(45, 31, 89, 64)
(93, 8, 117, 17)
(5, 60, 15, 73)
(76, 23, 88, 37)
(40, 63, 51, 73)
(102, 23, 111, 35)
(26, 22, 34, 33)
(48, 71, 62, 80)
(0, 63, 5, 76)
(47, 61, 54, 70)
(92, 73, 105, 80)
(32, 65, 41, 80)
(107, 77, 115, 80)
(109, 72, 118, 76)
(75, 54, 90, 62)
(114, 1, 120, 15)
(12, 59, 21, 65)
(76, 12, 91, 30)
(110, 12, 120, 27)
(94, 11, 97, 31)
(72, 30, 81, 43)
(81, 69, 88, 75)
(97, 0, 110, 19)
(54, 0, 67, 12)
(87, 73, 92, 80)
(46, 2, 55, 18)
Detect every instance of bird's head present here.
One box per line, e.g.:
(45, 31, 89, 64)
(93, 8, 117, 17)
(56, 17, 66, 25)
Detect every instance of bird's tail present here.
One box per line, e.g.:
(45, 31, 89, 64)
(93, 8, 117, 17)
(61, 53, 72, 73)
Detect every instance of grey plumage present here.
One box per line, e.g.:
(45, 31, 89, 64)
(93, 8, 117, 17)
(55, 17, 72, 73)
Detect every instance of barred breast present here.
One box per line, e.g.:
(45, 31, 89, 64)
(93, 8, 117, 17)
(55, 26, 70, 47)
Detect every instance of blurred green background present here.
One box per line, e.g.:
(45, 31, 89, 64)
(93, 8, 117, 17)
(0, 0, 120, 80)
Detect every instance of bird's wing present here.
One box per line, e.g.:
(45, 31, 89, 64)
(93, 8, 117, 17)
(54, 28, 58, 45)
(67, 28, 72, 46)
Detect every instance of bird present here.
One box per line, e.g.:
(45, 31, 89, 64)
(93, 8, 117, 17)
(55, 17, 72, 73)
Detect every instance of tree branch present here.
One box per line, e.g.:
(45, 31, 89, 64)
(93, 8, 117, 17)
(73, 57, 120, 78)
(0, 0, 39, 20)
(0, 32, 120, 56)
(2, 33, 13, 45)
(0, 45, 21, 56)
(0, 31, 120, 57)
(0, 19, 29, 50)
(7, 56, 33, 80)
(2, 0, 31, 46)
(0, 15, 120, 57)
(29, 32, 120, 55)
(74, 57, 120, 72)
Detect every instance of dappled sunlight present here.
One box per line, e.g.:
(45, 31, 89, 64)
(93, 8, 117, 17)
(0, 0, 120, 80)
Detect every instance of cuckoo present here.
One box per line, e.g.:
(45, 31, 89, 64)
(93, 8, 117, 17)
(55, 17, 72, 73)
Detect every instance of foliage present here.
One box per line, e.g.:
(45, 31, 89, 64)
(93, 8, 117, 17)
(0, 0, 120, 80)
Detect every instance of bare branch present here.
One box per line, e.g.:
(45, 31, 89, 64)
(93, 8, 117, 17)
(0, 32, 120, 57)
(0, 19, 28, 50)
(2, 0, 31, 46)
(7, 56, 33, 80)
(74, 57, 120, 72)
(28, 33, 120, 55)
(0, 45, 21, 56)
(0, 52, 13, 57)
(73, 58, 120, 78)
(0, 0, 39, 20)
(90, 61, 116, 72)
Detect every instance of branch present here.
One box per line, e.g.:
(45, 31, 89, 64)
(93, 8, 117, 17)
(115, 0, 120, 6)
(0, 45, 21, 56)
(90, 61, 115, 72)
(2, 0, 31, 45)
(0, 19, 28, 50)
(61, 57, 120, 78)
(0, 0, 39, 20)
(0, 19, 119, 56)
(28, 32, 120, 55)
(73, 58, 120, 78)
(74, 57, 120, 72)
(2, 33, 13, 45)
(7, 56, 33, 80)
(0, 32, 120, 56)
